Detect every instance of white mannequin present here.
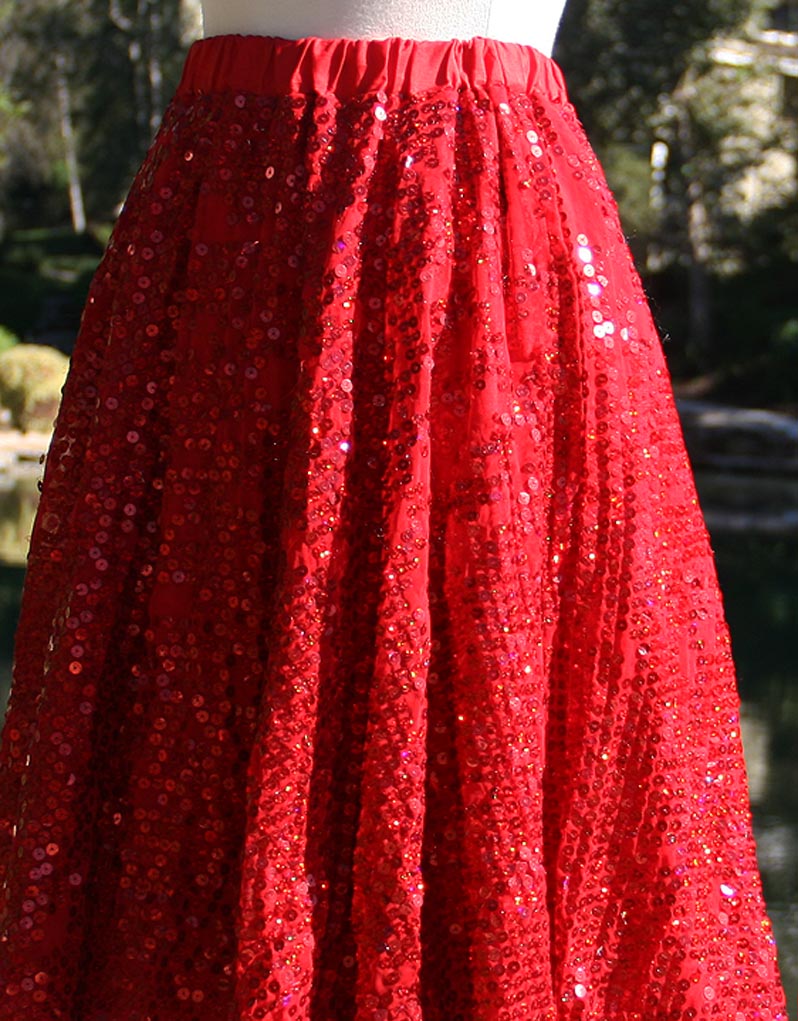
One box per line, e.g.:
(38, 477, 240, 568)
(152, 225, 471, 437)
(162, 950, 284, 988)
(200, 0, 568, 56)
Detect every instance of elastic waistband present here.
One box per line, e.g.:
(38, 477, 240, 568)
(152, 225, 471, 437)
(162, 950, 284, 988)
(176, 33, 567, 100)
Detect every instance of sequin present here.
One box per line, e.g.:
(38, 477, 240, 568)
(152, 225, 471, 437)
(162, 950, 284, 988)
(0, 30, 788, 1021)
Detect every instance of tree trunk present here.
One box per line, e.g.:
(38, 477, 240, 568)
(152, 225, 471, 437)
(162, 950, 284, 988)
(686, 178, 713, 358)
(133, 0, 151, 145)
(54, 53, 86, 234)
(148, 0, 164, 136)
(674, 77, 713, 359)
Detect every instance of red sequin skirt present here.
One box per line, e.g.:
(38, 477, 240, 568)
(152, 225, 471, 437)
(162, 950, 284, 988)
(0, 32, 788, 1021)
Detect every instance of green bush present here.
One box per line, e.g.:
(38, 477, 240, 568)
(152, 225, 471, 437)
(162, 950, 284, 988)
(0, 343, 69, 432)
(0, 325, 19, 353)
(772, 318, 798, 358)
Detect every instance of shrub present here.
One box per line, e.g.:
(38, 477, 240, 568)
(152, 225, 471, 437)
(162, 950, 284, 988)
(0, 325, 19, 353)
(0, 343, 69, 432)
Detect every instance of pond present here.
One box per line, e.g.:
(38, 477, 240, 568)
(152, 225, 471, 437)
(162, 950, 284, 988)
(1, 464, 797, 1015)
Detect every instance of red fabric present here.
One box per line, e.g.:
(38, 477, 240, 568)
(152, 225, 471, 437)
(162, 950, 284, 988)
(0, 32, 788, 1021)
(177, 32, 568, 97)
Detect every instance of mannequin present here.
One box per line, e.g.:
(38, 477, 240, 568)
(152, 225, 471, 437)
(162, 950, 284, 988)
(200, 0, 568, 55)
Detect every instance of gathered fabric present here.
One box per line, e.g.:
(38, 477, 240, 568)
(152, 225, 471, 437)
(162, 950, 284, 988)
(0, 31, 787, 1021)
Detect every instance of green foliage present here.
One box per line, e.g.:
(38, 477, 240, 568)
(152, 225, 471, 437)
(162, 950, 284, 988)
(0, 0, 190, 229)
(773, 318, 798, 357)
(0, 227, 102, 339)
(0, 324, 18, 352)
(0, 343, 69, 432)
(555, 0, 798, 404)
(555, 0, 752, 148)
(600, 143, 661, 241)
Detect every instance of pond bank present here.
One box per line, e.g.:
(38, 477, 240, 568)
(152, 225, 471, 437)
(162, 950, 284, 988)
(0, 428, 50, 473)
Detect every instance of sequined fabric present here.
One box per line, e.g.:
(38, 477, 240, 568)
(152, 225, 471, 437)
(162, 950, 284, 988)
(0, 33, 788, 1021)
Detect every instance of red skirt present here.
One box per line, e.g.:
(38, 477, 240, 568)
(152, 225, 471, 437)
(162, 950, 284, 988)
(0, 32, 788, 1021)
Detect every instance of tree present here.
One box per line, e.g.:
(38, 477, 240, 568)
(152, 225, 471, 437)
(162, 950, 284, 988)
(0, 0, 189, 231)
(555, 0, 798, 390)
(554, 0, 754, 149)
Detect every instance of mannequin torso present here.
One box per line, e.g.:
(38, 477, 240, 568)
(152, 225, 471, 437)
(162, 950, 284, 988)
(200, 0, 568, 56)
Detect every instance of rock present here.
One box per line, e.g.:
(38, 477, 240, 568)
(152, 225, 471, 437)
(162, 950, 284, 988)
(676, 398, 798, 474)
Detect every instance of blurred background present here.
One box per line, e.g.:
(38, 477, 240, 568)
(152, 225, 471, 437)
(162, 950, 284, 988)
(0, 0, 796, 1012)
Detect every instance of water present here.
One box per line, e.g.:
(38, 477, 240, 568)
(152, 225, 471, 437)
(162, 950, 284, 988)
(0, 467, 796, 1013)
(708, 527, 798, 1014)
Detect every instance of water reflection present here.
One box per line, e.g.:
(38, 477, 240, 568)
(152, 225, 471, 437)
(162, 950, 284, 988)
(708, 524, 798, 1013)
(0, 464, 39, 569)
(0, 469, 796, 1014)
(0, 466, 36, 710)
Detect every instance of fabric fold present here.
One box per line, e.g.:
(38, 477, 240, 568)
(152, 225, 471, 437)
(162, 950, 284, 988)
(0, 29, 787, 1021)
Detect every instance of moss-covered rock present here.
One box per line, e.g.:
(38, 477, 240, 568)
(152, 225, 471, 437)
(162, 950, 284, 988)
(0, 343, 69, 432)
